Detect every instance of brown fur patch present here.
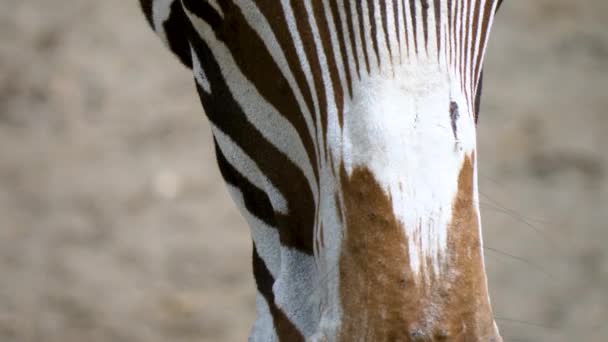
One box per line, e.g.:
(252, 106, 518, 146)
(338, 157, 501, 341)
(338, 165, 416, 341)
(433, 155, 501, 341)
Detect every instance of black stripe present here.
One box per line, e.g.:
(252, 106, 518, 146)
(329, 0, 354, 97)
(287, 0, 331, 161)
(458, 0, 466, 93)
(464, 0, 473, 106)
(188, 23, 315, 255)
(312, 1, 347, 128)
(139, 0, 154, 27)
(474, 71, 483, 123)
(447, 0, 454, 67)
(254, 2, 318, 139)
(420, 0, 430, 53)
(433, 0, 442, 61)
(393, 0, 402, 61)
(252, 244, 304, 342)
(139, 0, 192, 68)
(379, 0, 393, 63)
(409, 0, 419, 55)
(182, 0, 223, 31)
(355, 0, 371, 73)
(184, 0, 320, 185)
(214, 139, 277, 228)
(470, 0, 483, 90)
(474, 1, 495, 92)
(367, 0, 382, 69)
(497, 0, 504, 12)
(343, 0, 362, 78)
(401, 0, 410, 56)
(163, 0, 193, 68)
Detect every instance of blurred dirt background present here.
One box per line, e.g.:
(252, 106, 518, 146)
(0, 1, 606, 341)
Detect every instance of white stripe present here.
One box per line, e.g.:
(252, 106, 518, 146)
(449, 0, 457, 71)
(383, 0, 400, 66)
(226, 184, 281, 278)
(184, 9, 319, 205)
(395, 0, 407, 62)
(151, 0, 173, 44)
(426, 0, 439, 61)
(273, 247, 318, 337)
(403, 0, 416, 61)
(211, 124, 289, 214)
(470, 1, 483, 93)
(371, 0, 390, 68)
(320, 0, 349, 99)
(413, 0, 426, 59)
(303, 0, 341, 162)
(440, 0, 450, 67)
(280, 0, 324, 162)
(471, 0, 485, 84)
(458, 0, 466, 78)
(236, 0, 319, 161)
(205, 0, 224, 18)
(250, 293, 279, 342)
(335, 0, 359, 80)
(360, 0, 379, 73)
(190, 45, 211, 93)
(348, 0, 367, 74)
(464, 0, 476, 105)
(475, 0, 499, 94)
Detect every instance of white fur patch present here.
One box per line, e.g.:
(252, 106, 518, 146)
(273, 247, 319, 338)
(250, 293, 279, 342)
(338, 59, 477, 278)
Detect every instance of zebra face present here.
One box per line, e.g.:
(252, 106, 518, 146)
(142, 0, 503, 340)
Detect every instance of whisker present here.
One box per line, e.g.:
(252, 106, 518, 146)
(479, 200, 564, 250)
(478, 187, 580, 253)
(478, 171, 504, 188)
(483, 245, 555, 280)
(479, 189, 555, 225)
(494, 316, 559, 332)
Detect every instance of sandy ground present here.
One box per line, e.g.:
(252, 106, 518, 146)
(0, 1, 606, 341)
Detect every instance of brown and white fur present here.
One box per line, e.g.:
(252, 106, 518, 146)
(139, 0, 504, 340)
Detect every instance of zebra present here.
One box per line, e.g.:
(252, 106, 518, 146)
(140, 0, 504, 340)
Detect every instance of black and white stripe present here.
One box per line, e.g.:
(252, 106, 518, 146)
(139, 1, 502, 340)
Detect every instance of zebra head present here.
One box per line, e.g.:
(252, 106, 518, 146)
(141, 0, 503, 340)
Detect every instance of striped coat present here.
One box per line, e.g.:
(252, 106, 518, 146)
(140, 1, 504, 341)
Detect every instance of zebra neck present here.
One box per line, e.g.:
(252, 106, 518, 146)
(147, 0, 503, 340)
